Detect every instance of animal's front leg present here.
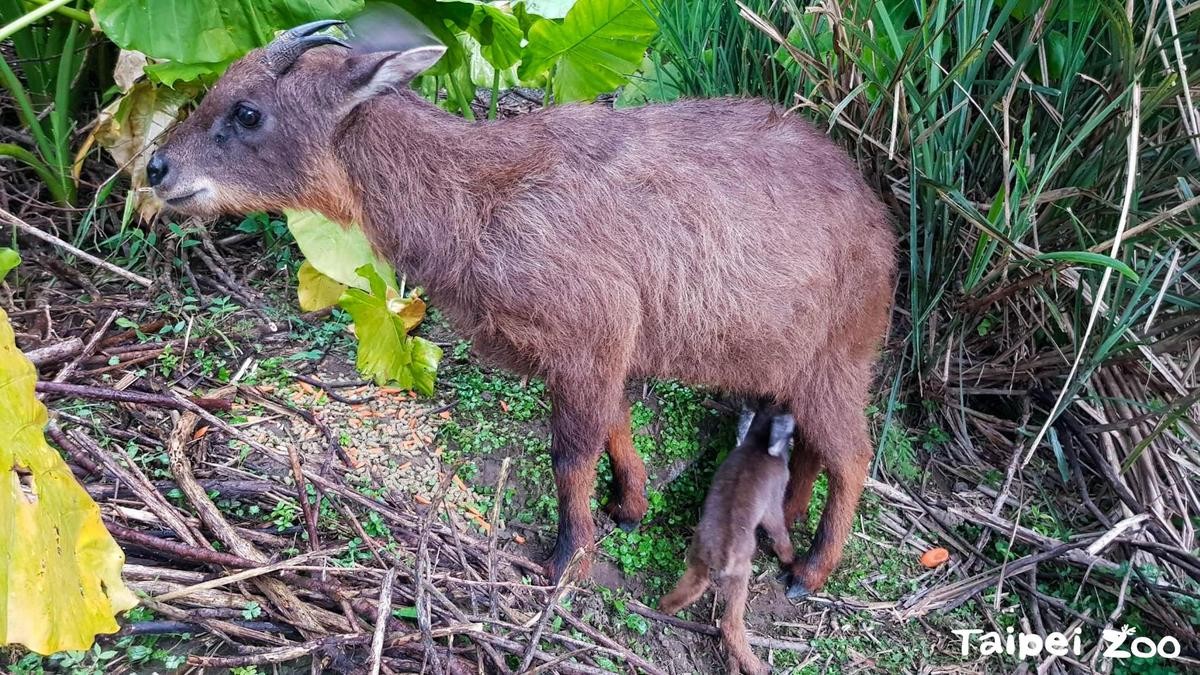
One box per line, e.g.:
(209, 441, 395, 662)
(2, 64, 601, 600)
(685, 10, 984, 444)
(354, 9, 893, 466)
(544, 388, 609, 582)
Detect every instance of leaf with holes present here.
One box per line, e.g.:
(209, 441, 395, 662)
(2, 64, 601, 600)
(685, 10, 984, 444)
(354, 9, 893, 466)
(0, 308, 138, 654)
(520, 0, 657, 102)
(338, 265, 441, 395)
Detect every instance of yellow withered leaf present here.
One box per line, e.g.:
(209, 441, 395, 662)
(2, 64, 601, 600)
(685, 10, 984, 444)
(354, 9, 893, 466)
(297, 259, 348, 313)
(0, 308, 138, 654)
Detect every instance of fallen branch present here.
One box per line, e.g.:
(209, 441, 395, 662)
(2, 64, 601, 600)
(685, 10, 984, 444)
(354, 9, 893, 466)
(165, 412, 335, 635)
(369, 567, 397, 675)
(0, 207, 153, 287)
(24, 337, 83, 367)
(627, 600, 810, 653)
(105, 520, 258, 568)
(36, 380, 232, 412)
(53, 310, 118, 383)
(118, 620, 292, 637)
(295, 374, 375, 404)
(187, 634, 370, 668)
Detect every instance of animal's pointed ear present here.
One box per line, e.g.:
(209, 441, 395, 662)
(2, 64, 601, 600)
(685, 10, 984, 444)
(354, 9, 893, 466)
(347, 45, 447, 103)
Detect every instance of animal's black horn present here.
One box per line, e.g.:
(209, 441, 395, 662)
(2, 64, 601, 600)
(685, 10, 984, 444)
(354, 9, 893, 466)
(266, 19, 350, 75)
(282, 19, 347, 41)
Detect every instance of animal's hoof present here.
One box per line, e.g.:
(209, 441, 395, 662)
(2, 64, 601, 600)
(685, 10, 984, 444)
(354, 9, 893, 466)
(542, 545, 592, 584)
(603, 495, 648, 530)
(785, 579, 811, 600)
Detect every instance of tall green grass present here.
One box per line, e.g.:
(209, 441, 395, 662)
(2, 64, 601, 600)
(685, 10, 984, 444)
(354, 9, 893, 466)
(644, 0, 799, 100)
(0, 0, 92, 206)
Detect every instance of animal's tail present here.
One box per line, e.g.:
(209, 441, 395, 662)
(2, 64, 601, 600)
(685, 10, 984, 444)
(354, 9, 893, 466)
(659, 560, 710, 614)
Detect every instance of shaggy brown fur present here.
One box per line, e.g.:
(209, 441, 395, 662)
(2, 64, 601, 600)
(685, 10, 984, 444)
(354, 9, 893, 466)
(150, 43, 896, 590)
(660, 409, 795, 674)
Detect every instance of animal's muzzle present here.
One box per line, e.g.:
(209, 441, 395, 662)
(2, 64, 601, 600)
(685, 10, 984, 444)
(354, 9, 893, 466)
(146, 151, 169, 188)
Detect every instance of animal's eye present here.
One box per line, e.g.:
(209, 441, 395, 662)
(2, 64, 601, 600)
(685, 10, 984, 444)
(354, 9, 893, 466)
(234, 103, 262, 129)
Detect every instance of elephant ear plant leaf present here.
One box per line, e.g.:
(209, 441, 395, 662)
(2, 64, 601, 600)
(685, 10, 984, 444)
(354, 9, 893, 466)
(521, 0, 658, 102)
(94, 0, 364, 67)
(339, 265, 442, 395)
(0, 309, 138, 654)
(288, 211, 441, 391)
(286, 210, 397, 291)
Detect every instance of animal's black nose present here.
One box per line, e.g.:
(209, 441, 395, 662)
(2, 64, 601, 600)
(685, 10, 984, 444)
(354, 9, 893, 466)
(146, 152, 169, 187)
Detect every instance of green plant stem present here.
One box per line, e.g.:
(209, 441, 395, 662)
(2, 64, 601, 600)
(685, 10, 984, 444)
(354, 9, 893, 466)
(21, 0, 90, 25)
(488, 69, 500, 121)
(49, 20, 79, 205)
(447, 73, 476, 121)
(0, 144, 70, 205)
(0, 0, 74, 41)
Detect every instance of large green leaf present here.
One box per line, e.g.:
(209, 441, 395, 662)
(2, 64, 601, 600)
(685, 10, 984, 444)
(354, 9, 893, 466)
(338, 265, 441, 395)
(520, 0, 657, 102)
(468, 4, 524, 70)
(0, 309, 138, 654)
(394, 0, 475, 75)
(521, 0, 577, 20)
(144, 59, 229, 88)
(286, 210, 397, 291)
(436, 1, 524, 70)
(93, 0, 364, 64)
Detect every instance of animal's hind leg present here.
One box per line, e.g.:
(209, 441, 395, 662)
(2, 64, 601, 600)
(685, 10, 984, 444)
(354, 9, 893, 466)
(717, 572, 768, 675)
(659, 555, 711, 614)
(783, 435, 822, 528)
(761, 508, 795, 567)
(602, 402, 649, 530)
(786, 382, 873, 598)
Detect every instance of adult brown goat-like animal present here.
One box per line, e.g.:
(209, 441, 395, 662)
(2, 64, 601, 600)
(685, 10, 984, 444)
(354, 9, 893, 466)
(661, 407, 797, 675)
(149, 24, 896, 592)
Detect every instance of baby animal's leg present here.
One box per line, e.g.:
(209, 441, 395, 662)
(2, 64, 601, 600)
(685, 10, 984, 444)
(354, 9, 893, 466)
(717, 571, 769, 675)
(760, 508, 795, 567)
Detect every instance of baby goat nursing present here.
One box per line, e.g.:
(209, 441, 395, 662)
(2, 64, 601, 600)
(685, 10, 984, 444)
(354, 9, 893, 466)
(150, 23, 896, 591)
(661, 408, 797, 675)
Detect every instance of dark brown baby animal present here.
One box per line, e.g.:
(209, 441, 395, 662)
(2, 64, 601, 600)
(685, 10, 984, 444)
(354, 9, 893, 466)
(148, 22, 896, 590)
(660, 409, 797, 675)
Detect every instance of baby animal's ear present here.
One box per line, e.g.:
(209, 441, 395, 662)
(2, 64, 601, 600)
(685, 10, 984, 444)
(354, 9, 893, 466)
(767, 415, 796, 457)
(735, 407, 756, 445)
